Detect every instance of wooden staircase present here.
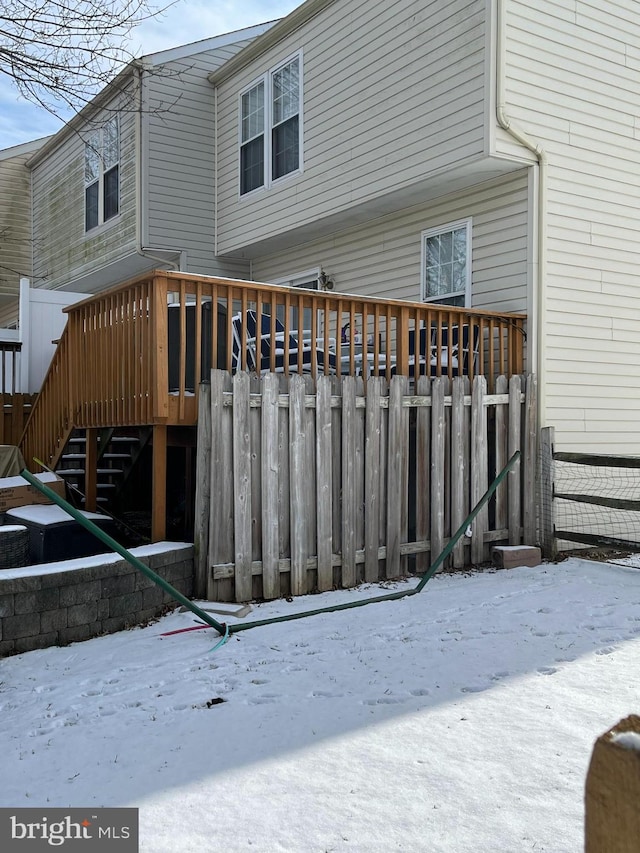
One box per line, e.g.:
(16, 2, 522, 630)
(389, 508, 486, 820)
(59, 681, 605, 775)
(55, 428, 152, 513)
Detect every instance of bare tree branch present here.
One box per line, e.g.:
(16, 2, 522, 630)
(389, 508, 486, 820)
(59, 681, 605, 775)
(0, 0, 170, 116)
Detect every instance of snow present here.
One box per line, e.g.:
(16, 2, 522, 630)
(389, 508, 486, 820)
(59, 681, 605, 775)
(1, 556, 639, 852)
(5, 504, 110, 525)
(0, 542, 192, 581)
(0, 472, 60, 489)
(610, 731, 640, 751)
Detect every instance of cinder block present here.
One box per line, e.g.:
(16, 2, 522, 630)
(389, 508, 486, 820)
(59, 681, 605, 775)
(492, 545, 542, 569)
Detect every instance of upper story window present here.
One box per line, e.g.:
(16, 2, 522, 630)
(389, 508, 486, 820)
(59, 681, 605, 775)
(421, 219, 471, 307)
(84, 116, 119, 232)
(240, 53, 302, 196)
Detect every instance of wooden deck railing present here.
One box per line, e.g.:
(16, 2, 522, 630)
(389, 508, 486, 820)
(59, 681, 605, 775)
(20, 270, 526, 469)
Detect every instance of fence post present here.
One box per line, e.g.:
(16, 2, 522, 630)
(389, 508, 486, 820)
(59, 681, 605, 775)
(539, 425, 556, 558)
(585, 715, 640, 853)
(523, 374, 538, 545)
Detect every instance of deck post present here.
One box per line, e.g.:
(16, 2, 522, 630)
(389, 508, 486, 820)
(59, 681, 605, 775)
(84, 428, 98, 512)
(151, 424, 167, 541)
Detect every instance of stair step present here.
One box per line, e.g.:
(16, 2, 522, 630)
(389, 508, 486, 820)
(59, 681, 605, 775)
(101, 453, 132, 460)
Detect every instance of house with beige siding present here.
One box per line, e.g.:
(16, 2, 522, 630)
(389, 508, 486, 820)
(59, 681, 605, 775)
(0, 137, 50, 324)
(25, 22, 275, 297)
(22, 0, 640, 454)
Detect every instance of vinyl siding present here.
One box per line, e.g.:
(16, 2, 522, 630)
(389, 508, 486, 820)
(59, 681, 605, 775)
(31, 85, 138, 290)
(216, 0, 488, 255)
(252, 171, 529, 314)
(0, 142, 44, 302)
(145, 40, 256, 280)
(498, 0, 640, 452)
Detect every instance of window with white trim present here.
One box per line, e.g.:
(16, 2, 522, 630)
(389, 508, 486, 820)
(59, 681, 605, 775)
(240, 53, 302, 196)
(421, 219, 471, 307)
(84, 116, 119, 231)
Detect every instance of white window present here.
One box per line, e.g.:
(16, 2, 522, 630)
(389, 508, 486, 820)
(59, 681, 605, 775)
(421, 219, 471, 307)
(240, 53, 302, 196)
(84, 116, 119, 232)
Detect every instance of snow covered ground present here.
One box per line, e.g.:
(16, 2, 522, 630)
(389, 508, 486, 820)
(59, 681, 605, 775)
(1, 556, 639, 852)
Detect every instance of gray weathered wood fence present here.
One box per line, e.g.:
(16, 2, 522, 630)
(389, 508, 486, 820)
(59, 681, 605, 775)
(194, 371, 537, 602)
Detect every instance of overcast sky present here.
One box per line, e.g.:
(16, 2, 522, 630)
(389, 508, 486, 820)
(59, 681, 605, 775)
(1, 0, 300, 150)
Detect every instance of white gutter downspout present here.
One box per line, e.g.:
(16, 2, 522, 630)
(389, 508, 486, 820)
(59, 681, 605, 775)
(496, 0, 547, 426)
(134, 64, 185, 271)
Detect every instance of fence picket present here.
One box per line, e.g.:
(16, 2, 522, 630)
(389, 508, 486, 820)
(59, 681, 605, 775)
(508, 375, 522, 545)
(316, 376, 333, 591)
(341, 376, 357, 587)
(471, 375, 488, 564)
(261, 373, 280, 600)
(430, 377, 446, 563)
(194, 381, 211, 598)
(233, 372, 253, 602)
(494, 375, 509, 533)
(289, 375, 308, 595)
(451, 377, 466, 568)
(209, 371, 233, 601)
(387, 375, 408, 578)
(365, 377, 382, 583)
(415, 375, 431, 574)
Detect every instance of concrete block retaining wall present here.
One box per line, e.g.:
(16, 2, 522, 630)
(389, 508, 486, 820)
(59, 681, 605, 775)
(0, 544, 194, 657)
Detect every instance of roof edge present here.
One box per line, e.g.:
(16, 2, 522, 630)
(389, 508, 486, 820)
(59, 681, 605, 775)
(0, 136, 53, 160)
(208, 0, 336, 85)
(26, 21, 279, 169)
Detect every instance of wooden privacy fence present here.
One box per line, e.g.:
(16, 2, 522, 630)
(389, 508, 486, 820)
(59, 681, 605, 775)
(194, 371, 537, 603)
(0, 393, 36, 447)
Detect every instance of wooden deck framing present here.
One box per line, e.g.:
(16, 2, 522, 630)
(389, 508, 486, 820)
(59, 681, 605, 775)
(20, 270, 526, 541)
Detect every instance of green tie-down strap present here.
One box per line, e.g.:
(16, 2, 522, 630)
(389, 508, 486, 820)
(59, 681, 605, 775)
(19, 469, 227, 636)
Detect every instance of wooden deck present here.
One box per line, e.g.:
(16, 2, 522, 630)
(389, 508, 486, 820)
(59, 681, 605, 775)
(19, 270, 526, 540)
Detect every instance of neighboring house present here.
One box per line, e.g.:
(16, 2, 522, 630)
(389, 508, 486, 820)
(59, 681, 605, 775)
(0, 137, 50, 325)
(26, 22, 275, 295)
(24, 0, 640, 455)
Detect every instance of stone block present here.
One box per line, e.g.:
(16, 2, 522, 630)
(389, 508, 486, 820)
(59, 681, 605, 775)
(59, 580, 101, 607)
(58, 622, 101, 645)
(41, 608, 68, 633)
(3, 613, 41, 640)
(492, 545, 542, 569)
(67, 602, 98, 627)
(0, 640, 16, 657)
(109, 592, 143, 618)
(15, 588, 60, 615)
(101, 573, 135, 599)
(0, 593, 14, 618)
(142, 585, 164, 609)
(0, 576, 42, 593)
(96, 599, 110, 620)
(14, 633, 59, 654)
(102, 615, 133, 635)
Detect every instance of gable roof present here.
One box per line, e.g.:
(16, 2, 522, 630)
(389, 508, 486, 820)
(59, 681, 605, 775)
(26, 21, 278, 168)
